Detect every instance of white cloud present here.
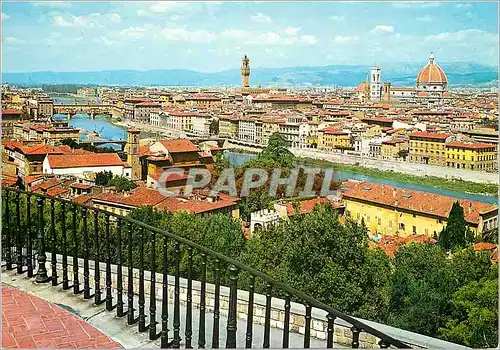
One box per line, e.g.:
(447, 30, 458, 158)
(329, 15, 344, 21)
(94, 36, 120, 47)
(284, 27, 301, 36)
(5, 37, 26, 45)
(417, 15, 434, 22)
(52, 12, 121, 28)
(251, 12, 271, 23)
(371, 25, 395, 34)
(32, 1, 70, 8)
(332, 35, 359, 44)
(120, 26, 148, 39)
(221, 29, 251, 39)
(108, 13, 122, 23)
(137, 9, 152, 17)
(392, 2, 412, 8)
(425, 29, 496, 43)
(421, 2, 441, 8)
(248, 32, 280, 44)
(291, 35, 318, 45)
(456, 3, 472, 9)
(162, 28, 216, 42)
(465, 12, 473, 18)
(2, 12, 10, 20)
(149, 1, 191, 13)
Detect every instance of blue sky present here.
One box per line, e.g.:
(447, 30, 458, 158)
(2, 1, 498, 72)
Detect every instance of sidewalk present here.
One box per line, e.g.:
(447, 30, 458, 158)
(2, 284, 121, 349)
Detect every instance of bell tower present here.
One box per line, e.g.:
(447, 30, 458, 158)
(126, 128, 141, 180)
(241, 55, 250, 88)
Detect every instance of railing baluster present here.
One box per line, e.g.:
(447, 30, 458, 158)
(212, 259, 221, 349)
(105, 214, 113, 311)
(116, 218, 126, 317)
(282, 295, 291, 348)
(127, 222, 136, 325)
(61, 202, 70, 289)
(226, 266, 239, 349)
(198, 253, 207, 349)
(304, 304, 312, 348)
(94, 211, 103, 304)
(4, 191, 12, 270)
(263, 284, 272, 348)
(173, 242, 181, 348)
(50, 199, 58, 285)
(72, 204, 81, 294)
(351, 326, 360, 349)
(160, 235, 169, 348)
(378, 339, 390, 349)
(26, 194, 33, 277)
(138, 228, 147, 332)
(326, 313, 335, 348)
(185, 247, 193, 349)
(245, 276, 255, 349)
(15, 193, 23, 274)
(82, 208, 91, 299)
(149, 229, 160, 340)
(35, 197, 50, 283)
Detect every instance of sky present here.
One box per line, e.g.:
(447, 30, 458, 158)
(2, 1, 499, 72)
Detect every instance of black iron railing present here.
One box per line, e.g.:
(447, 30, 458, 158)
(1, 187, 410, 349)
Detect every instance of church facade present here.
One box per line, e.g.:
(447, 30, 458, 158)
(356, 54, 450, 105)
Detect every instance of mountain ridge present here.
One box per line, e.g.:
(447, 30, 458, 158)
(3, 62, 497, 87)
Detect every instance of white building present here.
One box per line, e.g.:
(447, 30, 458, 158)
(238, 119, 257, 143)
(191, 114, 212, 137)
(250, 209, 280, 235)
(370, 66, 382, 101)
(43, 153, 131, 179)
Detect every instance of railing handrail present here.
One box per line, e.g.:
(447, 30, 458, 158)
(2, 187, 411, 348)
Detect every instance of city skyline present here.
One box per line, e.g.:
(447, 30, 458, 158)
(2, 1, 499, 73)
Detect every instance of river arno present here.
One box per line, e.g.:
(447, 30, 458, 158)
(225, 151, 497, 204)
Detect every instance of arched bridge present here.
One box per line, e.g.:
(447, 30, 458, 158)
(53, 104, 122, 119)
(81, 139, 128, 150)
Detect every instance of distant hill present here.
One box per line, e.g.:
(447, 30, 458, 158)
(3, 62, 497, 88)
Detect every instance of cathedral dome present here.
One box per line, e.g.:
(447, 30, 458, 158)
(416, 54, 447, 85)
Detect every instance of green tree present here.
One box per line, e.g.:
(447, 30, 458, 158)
(439, 271, 498, 348)
(95, 170, 113, 186)
(438, 202, 473, 251)
(257, 132, 295, 168)
(108, 175, 136, 192)
(388, 243, 453, 337)
(397, 149, 409, 160)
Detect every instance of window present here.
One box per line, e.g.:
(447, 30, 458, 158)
(413, 226, 417, 234)
(357, 213, 360, 220)
(412, 214, 416, 218)
(399, 223, 405, 230)
(389, 220, 392, 227)
(425, 228, 428, 235)
(378, 218, 381, 225)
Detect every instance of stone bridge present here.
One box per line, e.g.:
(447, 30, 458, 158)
(53, 104, 122, 119)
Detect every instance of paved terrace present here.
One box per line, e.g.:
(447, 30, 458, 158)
(2, 284, 120, 349)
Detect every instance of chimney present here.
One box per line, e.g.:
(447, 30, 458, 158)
(469, 202, 472, 214)
(392, 188, 396, 198)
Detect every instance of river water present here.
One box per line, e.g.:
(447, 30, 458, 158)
(52, 106, 495, 205)
(224, 151, 496, 204)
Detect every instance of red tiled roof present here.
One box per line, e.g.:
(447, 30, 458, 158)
(446, 141, 496, 150)
(70, 182, 93, 189)
(320, 127, 349, 135)
(1, 109, 22, 115)
(159, 139, 199, 153)
(46, 187, 68, 197)
(92, 187, 168, 207)
(473, 242, 497, 251)
(282, 197, 333, 216)
(154, 191, 239, 214)
(342, 181, 496, 225)
(410, 131, 449, 140)
(47, 153, 124, 168)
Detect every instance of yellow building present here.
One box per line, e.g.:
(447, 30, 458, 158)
(42, 127, 80, 145)
(219, 116, 239, 138)
(341, 181, 498, 238)
(446, 141, 497, 172)
(261, 118, 281, 145)
(409, 131, 449, 166)
(317, 127, 352, 150)
(381, 139, 408, 159)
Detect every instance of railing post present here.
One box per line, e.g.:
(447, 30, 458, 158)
(185, 247, 193, 348)
(116, 218, 126, 317)
(72, 204, 81, 294)
(127, 222, 136, 325)
(225, 266, 239, 349)
(149, 230, 160, 340)
(35, 197, 50, 283)
(378, 339, 390, 349)
(94, 211, 103, 305)
(105, 214, 113, 311)
(15, 192, 23, 274)
(82, 208, 91, 299)
(26, 194, 33, 277)
(50, 199, 58, 286)
(326, 313, 336, 348)
(198, 252, 207, 349)
(160, 235, 169, 348)
(245, 276, 255, 349)
(263, 283, 272, 348)
(282, 294, 291, 348)
(138, 228, 147, 333)
(4, 190, 13, 270)
(212, 258, 221, 349)
(303, 304, 312, 348)
(61, 202, 70, 290)
(351, 326, 360, 349)
(172, 241, 181, 348)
